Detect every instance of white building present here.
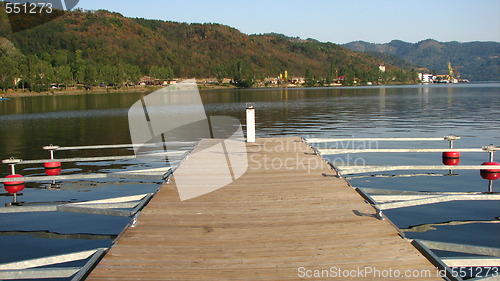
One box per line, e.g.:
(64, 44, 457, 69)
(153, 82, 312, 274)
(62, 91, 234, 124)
(418, 73, 435, 83)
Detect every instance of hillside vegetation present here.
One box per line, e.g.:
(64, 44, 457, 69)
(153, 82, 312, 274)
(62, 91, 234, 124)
(344, 39, 500, 81)
(0, 7, 417, 91)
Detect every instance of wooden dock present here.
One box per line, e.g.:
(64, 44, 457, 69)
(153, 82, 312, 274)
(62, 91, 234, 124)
(87, 137, 441, 280)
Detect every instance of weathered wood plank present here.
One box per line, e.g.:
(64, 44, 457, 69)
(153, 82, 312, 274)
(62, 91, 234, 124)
(87, 137, 441, 280)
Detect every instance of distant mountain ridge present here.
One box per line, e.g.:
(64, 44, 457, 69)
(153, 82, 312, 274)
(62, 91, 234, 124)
(0, 7, 419, 92)
(344, 39, 500, 81)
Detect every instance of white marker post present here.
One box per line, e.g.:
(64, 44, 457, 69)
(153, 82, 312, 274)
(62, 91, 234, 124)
(246, 103, 255, 143)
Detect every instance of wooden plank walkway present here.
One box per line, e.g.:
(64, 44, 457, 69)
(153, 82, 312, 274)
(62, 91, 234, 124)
(87, 137, 441, 280)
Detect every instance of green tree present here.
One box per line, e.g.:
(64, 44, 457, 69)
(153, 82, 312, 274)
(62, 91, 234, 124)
(304, 69, 316, 87)
(0, 56, 17, 91)
(55, 65, 73, 88)
(158, 66, 171, 80)
(53, 50, 69, 67)
(149, 66, 159, 80)
(231, 61, 254, 88)
(73, 50, 85, 84)
(165, 66, 174, 80)
(325, 75, 333, 85)
(83, 63, 98, 87)
(124, 64, 141, 85)
(150, 65, 174, 81)
(214, 64, 227, 84)
(101, 65, 118, 87)
(30, 58, 55, 92)
(17, 63, 30, 91)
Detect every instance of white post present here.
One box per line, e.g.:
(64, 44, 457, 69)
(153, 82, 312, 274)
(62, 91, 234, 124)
(246, 103, 255, 143)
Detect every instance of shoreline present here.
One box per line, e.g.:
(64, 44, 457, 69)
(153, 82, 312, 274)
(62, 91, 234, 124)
(0, 86, 159, 98)
(0, 84, 241, 98)
(0, 81, 463, 98)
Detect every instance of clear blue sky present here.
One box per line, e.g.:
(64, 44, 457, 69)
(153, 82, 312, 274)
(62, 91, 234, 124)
(75, 0, 500, 44)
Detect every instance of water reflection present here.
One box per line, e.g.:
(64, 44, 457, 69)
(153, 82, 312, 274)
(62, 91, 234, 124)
(0, 84, 499, 271)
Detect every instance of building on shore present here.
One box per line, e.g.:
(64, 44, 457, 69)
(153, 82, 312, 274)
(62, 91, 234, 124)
(418, 73, 436, 83)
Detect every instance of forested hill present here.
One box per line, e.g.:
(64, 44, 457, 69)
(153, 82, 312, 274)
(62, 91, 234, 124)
(344, 39, 500, 81)
(0, 7, 417, 91)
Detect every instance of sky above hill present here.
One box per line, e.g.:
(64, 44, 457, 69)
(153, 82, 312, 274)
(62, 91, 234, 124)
(76, 0, 500, 44)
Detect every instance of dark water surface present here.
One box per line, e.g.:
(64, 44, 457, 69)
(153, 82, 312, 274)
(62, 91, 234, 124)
(0, 83, 499, 277)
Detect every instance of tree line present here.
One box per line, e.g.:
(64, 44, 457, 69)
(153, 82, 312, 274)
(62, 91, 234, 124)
(0, 49, 176, 91)
(0, 50, 418, 92)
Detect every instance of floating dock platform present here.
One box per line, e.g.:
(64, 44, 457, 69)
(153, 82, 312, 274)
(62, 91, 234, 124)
(87, 137, 441, 280)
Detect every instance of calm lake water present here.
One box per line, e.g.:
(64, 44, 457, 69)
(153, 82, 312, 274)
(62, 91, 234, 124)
(0, 83, 499, 279)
